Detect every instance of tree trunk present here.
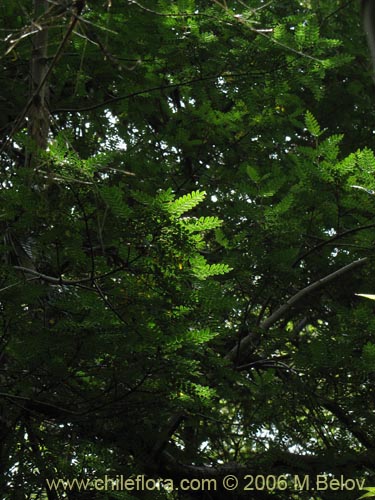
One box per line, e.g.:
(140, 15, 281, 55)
(26, 0, 50, 166)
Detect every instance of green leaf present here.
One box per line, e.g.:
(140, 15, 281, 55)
(185, 328, 218, 344)
(168, 190, 206, 217)
(177, 0, 195, 13)
(358, 487, 375, 499)
(362, 342, 375, 370)
(100, 186, 132, 219)
(305, 110, 322, 137)
(357, 148, 375, 171)
(246, 165, 261, 182)
(189, 254, 232, 280)
(182, 216, 222, 232)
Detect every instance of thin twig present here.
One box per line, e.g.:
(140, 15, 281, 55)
(51, 71, 270, 114)
(212, 0, 323, 63)
(13, 266, 92, 285)
(0, 392, 80, 416)
(12, 265, 129, 285)
(0, 277, 39, 294)
(293, 223, 375, 267)
(93, 280, 128, 324)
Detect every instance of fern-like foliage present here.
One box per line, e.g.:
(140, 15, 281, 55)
(185, 328, 218, 344)
(168, 190, 207, 217)
(264, 193, 294, 228)
(305, 110, 322, 137)
(189, 254, 232, 280)
(358, 487, 375, 499)
(181, 216, 222, 233)
(357, 147, 375, 172)
(155, 188, 175, 205)
(100, 186, 132, 219)
(294, 21, 320, 50)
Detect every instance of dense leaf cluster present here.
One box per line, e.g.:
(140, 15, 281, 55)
(1, 1, 375, 499)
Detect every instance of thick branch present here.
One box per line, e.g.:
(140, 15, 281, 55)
(148, 413, 186, 464)
(362, 0, 375, 71)
(226, 258, 368, 363)
(322, 398, 375, 449)
(262, 257, 367, 330)
(159, 447, 375, 480)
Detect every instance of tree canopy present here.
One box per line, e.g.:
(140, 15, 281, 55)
(1, 1, 375, 499)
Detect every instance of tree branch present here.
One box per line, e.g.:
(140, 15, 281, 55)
(51, 71, 271, 114)
(0, 392, 80, 418)
(12, 265, 129, 286)
(321, 398, 375, 449)
(293, 223, 375, 267)
(226, 258, 368, 363)
(262, 258, 367, 330)
(148, 412, 186, 464)
(13, 266, 92, 285)
(158, 446, 375, 479)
